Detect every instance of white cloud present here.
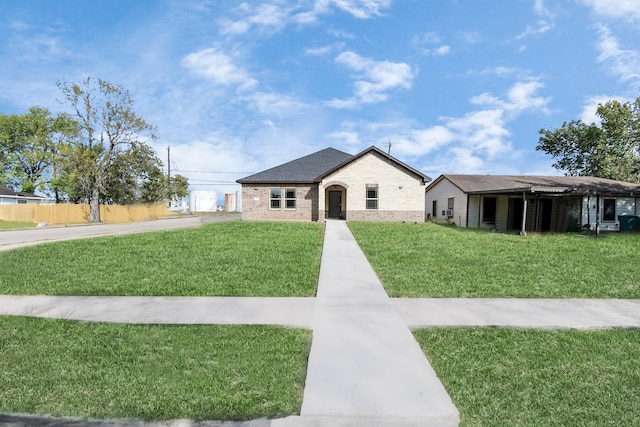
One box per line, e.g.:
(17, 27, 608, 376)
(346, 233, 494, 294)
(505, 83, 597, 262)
(219, 3, 290, 35)
(393, 126, 455, 157)
(470, 80, 550, 114)
(448, 147, 485, 172)
(580, 0, 640, 22)
(579, 94, 634, 124)
(329, 51, 416, 108)
(181, 48, 258, 89)
(411, 32, 451, 56)
(221, 0, 392, 33)
(327, 130, 361, 146)
(513, 20, 554, 40)
(325, 0, 392, 19)
(445, 109, 511, 158)
(595, 25, 640, 83)
(511, 0, 555, 42)
(246, 91, 309, 117)
(305, 42, 345, 56)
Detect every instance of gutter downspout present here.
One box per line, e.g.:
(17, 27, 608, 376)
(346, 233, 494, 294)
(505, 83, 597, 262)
(477, 195, 481, 228)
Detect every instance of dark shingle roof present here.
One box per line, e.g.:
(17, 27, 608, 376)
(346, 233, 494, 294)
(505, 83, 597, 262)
(237, 148, 354, 184)
(435, 174, 640, 196)
(0, 186, 41, 198)
(237, 146, 431, 185)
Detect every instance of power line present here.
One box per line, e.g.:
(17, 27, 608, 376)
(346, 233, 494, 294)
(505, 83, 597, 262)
(174, 169, 254, 174)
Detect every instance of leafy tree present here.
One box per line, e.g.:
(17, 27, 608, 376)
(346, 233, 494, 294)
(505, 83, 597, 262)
(104, 143, 167, 204)
(537, 97, 640, 183)
(167, 173, 189, 201)
(0, 107, 76, 193)
(57, 77, 157, 221)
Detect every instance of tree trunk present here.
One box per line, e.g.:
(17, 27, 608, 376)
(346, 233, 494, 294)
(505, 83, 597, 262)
(89, 186, 101, 222)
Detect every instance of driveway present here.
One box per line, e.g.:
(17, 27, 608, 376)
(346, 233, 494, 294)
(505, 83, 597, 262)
(0, 214, 240, 251)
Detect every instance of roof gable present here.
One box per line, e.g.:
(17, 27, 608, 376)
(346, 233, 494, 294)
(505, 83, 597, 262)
(237, 148, 353, 184)
(317, 146, 431, 184)
(430, 174, 640, 196)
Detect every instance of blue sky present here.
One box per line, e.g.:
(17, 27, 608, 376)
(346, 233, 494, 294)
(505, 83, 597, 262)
(1, 0, 639, 197)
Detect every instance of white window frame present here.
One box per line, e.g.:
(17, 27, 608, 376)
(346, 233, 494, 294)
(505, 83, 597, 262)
(270, 188, 282, 209)
(284, 188, 296, 210)
(366, 185, 378, 210)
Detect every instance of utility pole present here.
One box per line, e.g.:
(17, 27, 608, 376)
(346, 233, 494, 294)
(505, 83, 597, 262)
(386, 139, 392, 155)
(167, 145, 171, 188)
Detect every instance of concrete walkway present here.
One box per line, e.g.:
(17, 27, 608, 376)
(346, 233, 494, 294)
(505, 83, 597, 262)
(275, 220, 459, 427)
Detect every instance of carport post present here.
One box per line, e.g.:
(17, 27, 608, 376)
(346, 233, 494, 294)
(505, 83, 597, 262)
(520, 191, 527, 236)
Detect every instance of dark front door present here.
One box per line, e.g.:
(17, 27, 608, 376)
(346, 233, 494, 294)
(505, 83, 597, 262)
(328, 191, 342, 218)
(539, 199, 553, 232)
(510, 198, 524, 231)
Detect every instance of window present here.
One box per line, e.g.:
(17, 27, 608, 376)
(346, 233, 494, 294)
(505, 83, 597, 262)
(270, 188, 281, 209)
(432, 200, 437, 217)
(366, 185, 378, 209)
(603, 198, 616, 221)
(17, 199, 27, 204)
(447, 197, 454, 217)
(483, 197, 497, 223)
(285, 189, 296, 209)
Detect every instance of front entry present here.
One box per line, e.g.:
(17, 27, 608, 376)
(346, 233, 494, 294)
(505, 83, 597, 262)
(328, 191, 342, 219)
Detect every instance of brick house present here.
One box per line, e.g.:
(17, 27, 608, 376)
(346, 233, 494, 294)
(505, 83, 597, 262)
(237, 146, 431, 221)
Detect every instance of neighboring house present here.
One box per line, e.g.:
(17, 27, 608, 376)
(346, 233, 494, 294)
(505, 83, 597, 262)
(237, 146, 431, 222)
(0, 186, 44, 205)
(425, 174, 640, 233)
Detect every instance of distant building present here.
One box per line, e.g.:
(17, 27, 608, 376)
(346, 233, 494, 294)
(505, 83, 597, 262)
(189, 190, 218, 212)
(0, 186, 45, 205)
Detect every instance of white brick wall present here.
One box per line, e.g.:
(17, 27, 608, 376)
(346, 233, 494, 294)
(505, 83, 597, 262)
(320, 151, 426, 222)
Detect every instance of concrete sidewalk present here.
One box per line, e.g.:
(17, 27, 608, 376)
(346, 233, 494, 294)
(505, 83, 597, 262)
(2, 295, 639, 329)
(393, 298, 640, 329)
(0, 296, 315, 328)
(277, 220, 460, 427)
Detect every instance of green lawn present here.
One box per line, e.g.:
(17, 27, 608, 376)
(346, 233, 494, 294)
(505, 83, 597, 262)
(0, 316, 310, 421)
(348, 222, 640, 298)
(0, 221, 324, 296)
(415, 327, 640, 426)
(0, 219, 36, 229)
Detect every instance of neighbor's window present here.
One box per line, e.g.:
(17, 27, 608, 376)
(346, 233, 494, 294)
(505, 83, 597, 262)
(603, 198, 616, 221)
(432, 200, 437, 217)
(285, 188, 296, 209)
(270, 188, 282, 209)
(366, 185, 378, 209)
(447, 197, 454, 217)
(483, 197, 497, 223)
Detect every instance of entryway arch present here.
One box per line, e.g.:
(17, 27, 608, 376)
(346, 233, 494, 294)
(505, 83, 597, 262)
(324, 183, 348, 219)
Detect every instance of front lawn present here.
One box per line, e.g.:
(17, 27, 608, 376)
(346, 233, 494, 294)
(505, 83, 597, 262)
(0, 221, 323, 296)
(0, 219, 36, 229)
(0, 316, 310, 421)
(348, 222, 640, 298)
(415, 328, 640, 426)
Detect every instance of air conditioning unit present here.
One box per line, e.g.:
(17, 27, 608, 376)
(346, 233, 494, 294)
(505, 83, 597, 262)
(446, 209, 454, 218)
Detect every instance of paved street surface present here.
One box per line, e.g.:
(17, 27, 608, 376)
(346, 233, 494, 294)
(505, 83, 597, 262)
(0, 214, 239, 251)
